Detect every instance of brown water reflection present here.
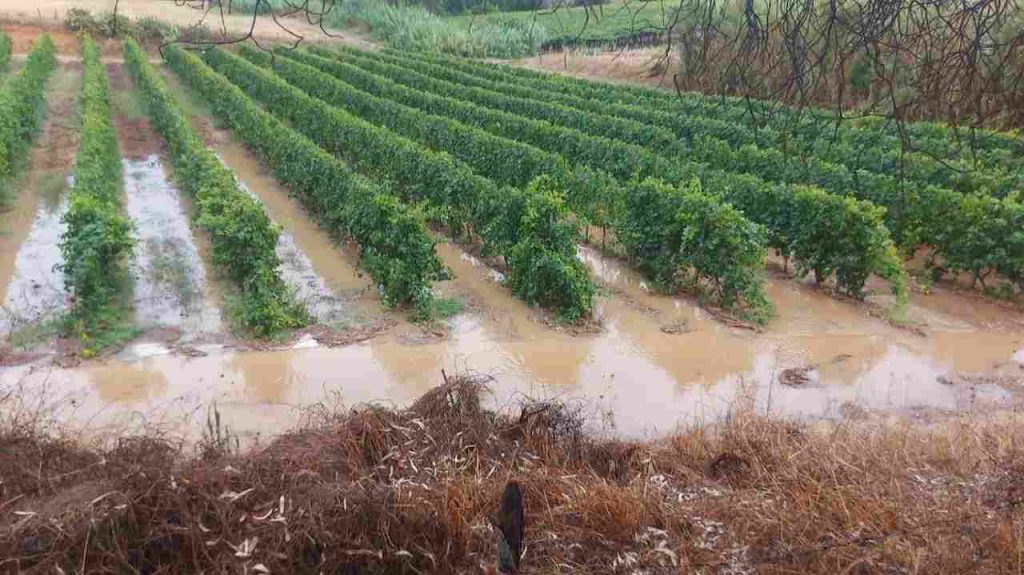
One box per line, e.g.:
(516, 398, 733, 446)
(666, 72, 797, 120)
(5, 238, 1021, 442)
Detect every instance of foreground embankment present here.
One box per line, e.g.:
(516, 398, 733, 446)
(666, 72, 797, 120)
(1, 376, 1022, 573)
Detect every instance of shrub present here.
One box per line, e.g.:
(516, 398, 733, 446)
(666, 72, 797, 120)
(63, 8, 99, 34)
(503, 177, 595, 323)
(208, 47, 594, 321)
(387, 48, 1022, 292)
(617, 177, 771, 321)
(323, 46, 905, 303)
(0, 34, 56, 197)
(0, 31, 11, 74)
(65, 8, 177, 41)
(326, 0, 546, 58)
(60, 37, 135, 348)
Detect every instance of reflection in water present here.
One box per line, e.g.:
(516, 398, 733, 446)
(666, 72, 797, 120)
(92, 359, 171, 403)
(123, 156, 221, 335)
(0, 191, 69, 334)
(4, 241, 1021, 443)
(231, 346, 296, 404)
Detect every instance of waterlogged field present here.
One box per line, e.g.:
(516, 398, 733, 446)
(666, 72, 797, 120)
(0, 26, 1023, 444)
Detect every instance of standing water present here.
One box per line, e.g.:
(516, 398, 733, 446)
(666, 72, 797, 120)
(108, 60, 224, 341)
(5, 235, 1022, 443)
(0, 190, 69, 335)
(162, 66, 379, 330)
(227, 163, 365, 329)
(122, 155, 221, 335)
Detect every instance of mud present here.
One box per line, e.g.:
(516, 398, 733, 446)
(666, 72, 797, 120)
(1, 22, 108, 57)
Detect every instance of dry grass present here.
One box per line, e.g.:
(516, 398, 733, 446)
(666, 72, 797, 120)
(2, 375, 1024, 573)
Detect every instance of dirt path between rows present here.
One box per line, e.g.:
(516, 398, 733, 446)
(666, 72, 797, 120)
(107, 62, 163, 158)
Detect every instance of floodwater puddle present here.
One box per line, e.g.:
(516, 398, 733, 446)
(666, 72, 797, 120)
(0, 189, 69, 336)
(161, 65, 382, 329)
(123, 155, 221, 335)
(6, 240, 1023, 443)
(107, 62, 225, 339)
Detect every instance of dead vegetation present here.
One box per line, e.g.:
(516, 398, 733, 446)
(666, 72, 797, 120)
(2, 374, 1024, 573)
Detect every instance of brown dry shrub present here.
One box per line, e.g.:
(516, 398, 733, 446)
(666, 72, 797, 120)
(2, 377, 1024, 573)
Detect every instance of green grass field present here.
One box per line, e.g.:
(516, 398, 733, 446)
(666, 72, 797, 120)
(448, 0, 678, 46)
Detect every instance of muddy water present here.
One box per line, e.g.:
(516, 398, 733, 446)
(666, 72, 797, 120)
(6, 236, 1023, 443)
(0, 65, 80, 338)
(0, 192, 69, 335)
(123, 156, 222, 335)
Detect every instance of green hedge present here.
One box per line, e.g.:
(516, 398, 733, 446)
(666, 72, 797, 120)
(311, 46, 905, 302)
(122, 39, 308, 336)
(618, 177, 771, 321)
(264, 47, 770, 319)
(374, 49, 1024, 294)
(0, 34, 56, 195)
(60, 37, 134, 345)
(149, 42, 447, 317)
(204, 47, 594, 322)
(501, 177, 595, 322)
(367, 47, 1023, 200)
(348, 48, 687, 158)
(376, 49, 1015, 290)
(0, 31, 11, 74)
(359, 48, 1013, 207)
(241, 46, 566, 192)
(391, 48, 1024, 170)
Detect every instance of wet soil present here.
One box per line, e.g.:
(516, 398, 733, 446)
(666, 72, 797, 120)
(107, 63, 161, 154)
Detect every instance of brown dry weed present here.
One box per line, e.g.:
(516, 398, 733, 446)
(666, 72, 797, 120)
(2, 376, 1023, 573)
